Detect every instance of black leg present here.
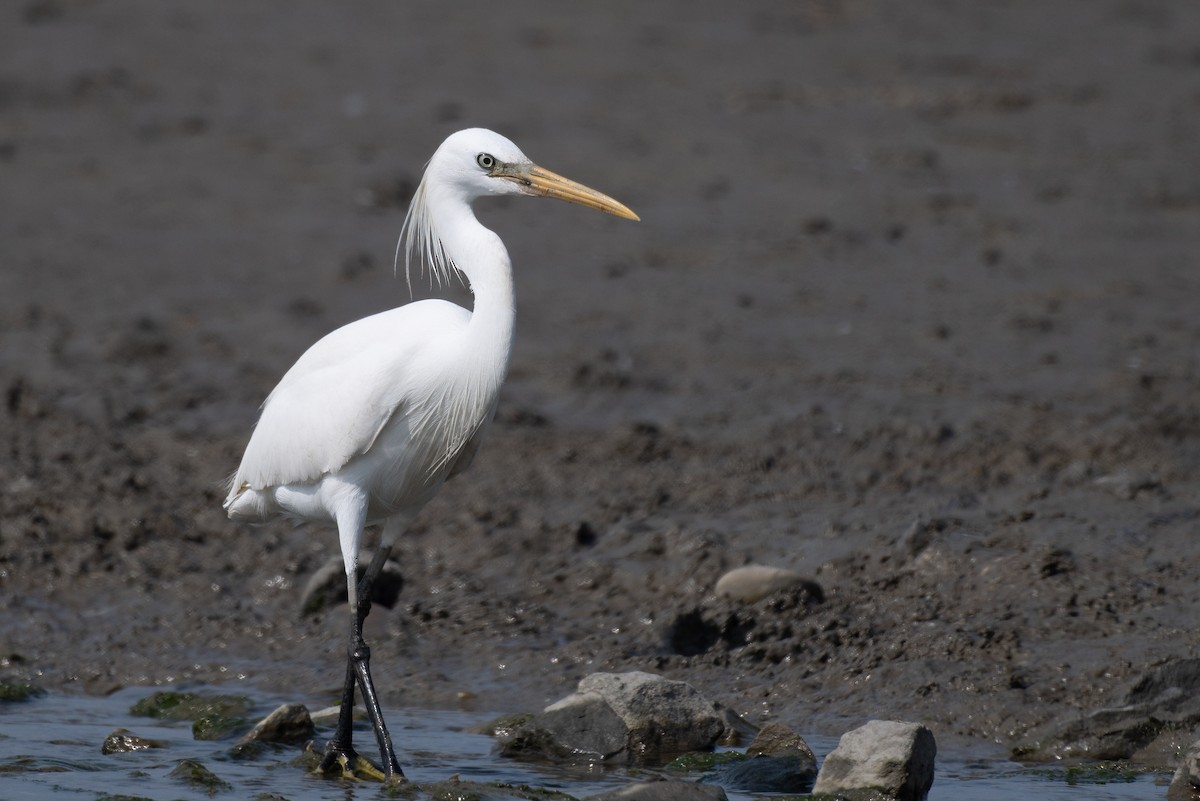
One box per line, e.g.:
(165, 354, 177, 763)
(354, 544, 403, 780)
(318, 546, 404, 782)
(317, 659, 361, 776)
(350, 630, 402, 780)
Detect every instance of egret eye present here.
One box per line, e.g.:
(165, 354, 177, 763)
(476, 153, 497, 171)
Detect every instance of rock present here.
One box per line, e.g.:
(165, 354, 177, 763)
(129, 690, 251, 721)
(714, 564, 821, 604)
(300, 551, 404, 616)
(237, 703, 314, 746)
(715, 722, 817, 793)
(476, 711, 534, 738)
(510, 689, 629, 760)
(101, 727, 168, 754)
(811, 720, 936, 801)
(169, 758, 232, 794)
(496, 671, 728, 764)
(308, 704, 345, 726)
(585, 779, 728, 800)
(1169, 738, 1200, 801)
(1018, 706, 1167, 762)
(717, 753, 816, 794)
(716, 705, 758, 747)
(1016, 658, 1200, 762)
(128, 690, 251, 741)
(0, 682, 44, 702)
(747, 721, 816, 759)
(192, 709, 247, 741)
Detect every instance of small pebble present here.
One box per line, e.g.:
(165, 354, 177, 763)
(101, 728, 168, 754)
(715, 565, 811, 603)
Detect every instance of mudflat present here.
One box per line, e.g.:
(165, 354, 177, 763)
(2, 1, 1198, 764)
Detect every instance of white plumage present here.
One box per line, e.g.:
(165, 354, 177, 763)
(222, 128, 637, 781)
(226, 298, 493, 523)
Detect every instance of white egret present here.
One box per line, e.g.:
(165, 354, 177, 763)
(224, 128, 638, 781)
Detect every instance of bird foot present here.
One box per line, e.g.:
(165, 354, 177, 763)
(316, 742, 391, 782)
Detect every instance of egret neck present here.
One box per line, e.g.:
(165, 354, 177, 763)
(426, 183, 515, 407)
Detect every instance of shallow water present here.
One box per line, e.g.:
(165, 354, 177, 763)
(0, 686, 1170, 800)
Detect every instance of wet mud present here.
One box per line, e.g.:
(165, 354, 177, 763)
(2, 0, 1199, 769)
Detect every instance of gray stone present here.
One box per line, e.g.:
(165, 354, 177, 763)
(237, 702, 314, 746)
(747, 721, 816, 759)
(577, 671, 727, 756)
(714, 564, 819, 604)
(585, 779, 728, 800)
(811, 720, 936, 801)
(308, 704, 344, 727)
(169, 758, 232, 794)
(496, 671, 728, 764)
(527, 690, 630, 760)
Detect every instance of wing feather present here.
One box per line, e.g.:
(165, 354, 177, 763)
(229, 300, 471, 495)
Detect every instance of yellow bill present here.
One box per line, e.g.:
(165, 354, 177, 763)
(517, 164, 640, 221)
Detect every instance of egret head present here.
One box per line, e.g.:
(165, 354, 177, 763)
(399, 128, 638, 290)
(427, 128, 639, 220)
